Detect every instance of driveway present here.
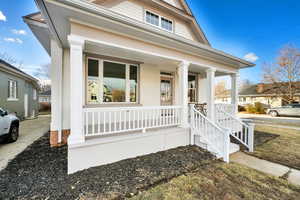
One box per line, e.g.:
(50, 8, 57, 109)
(0, 115, 50, 171)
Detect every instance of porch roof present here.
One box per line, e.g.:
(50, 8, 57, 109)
(25, 0, 255, 70)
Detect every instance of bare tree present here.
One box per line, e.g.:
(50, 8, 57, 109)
(33, 63, 51, 79)
(215, 80, 227, 96)
(240, 79, 252, 91)
(262, 45, 300, 103)
(0, 52, 23, 68)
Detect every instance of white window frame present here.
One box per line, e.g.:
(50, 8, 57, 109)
(7, 79, 18, 101)
(144, 10, 174, 33)
(86, 57, 140, 105)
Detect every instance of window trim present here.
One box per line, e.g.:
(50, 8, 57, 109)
(144, 10, 174, 33)
(33, 89, 37, 100)
(85, 57, 140, 105)
(7, 79, 18, 101)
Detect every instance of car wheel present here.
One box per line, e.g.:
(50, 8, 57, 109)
(7, 123, 19, 143)
(270, 111, 278, 117)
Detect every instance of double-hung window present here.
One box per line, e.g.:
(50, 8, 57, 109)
(87, 58, 139, 104)
(8, 80, 18, 100)
(145, 11, 173, 32)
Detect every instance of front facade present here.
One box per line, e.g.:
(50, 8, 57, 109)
(25, 0, 255, 174)
(0, 59, 39, 120)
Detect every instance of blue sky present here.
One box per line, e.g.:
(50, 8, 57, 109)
(0, 0, 300, 83)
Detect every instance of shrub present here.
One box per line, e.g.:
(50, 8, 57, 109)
(246, 102, 266, 114)
(254, 102, 266, 114)
(238, 105, 246, 112)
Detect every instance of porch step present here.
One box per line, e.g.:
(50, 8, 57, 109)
(229, 142, 240, 154)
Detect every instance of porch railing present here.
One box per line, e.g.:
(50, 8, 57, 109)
(215, 103, 235, 115)
(215, 108, 254, 152)
(83, 106, 182, 137)
(190, 105, 230, 162)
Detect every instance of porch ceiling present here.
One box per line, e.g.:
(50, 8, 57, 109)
(85, 41, 234, 77)
(85, 41, 180, 65)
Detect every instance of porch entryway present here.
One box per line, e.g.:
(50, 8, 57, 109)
(160, 73, 174, 106)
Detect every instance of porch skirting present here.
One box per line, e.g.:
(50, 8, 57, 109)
(68, 127, 190, 174)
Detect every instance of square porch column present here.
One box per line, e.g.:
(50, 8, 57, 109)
(206, 68, 216, 121)
(231, 73, 239, 115)
(177, 61, 190, 128)
(50, 39, 63, 147)
(68, 35, 85, 145)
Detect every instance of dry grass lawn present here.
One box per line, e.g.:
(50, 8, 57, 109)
(129, 161, 300, 200)
(249, 125, 300, 170)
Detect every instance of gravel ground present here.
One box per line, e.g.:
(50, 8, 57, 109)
(0, 133, 215, 200)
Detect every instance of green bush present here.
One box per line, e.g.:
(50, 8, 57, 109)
(246, 102, 266, 114)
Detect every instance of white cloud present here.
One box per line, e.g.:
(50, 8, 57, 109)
(0, 11, 6, 21)
(21, 65, 48, 78)
(243, 52, 259, 62)
(4, 37, 23, 44)
(12, 29, 27, 35)
(15, 38, 23, 44)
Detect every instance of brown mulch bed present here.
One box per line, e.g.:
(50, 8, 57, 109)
(0, 133, 215, 200)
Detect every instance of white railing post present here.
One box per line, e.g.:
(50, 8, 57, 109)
(223, 128, 231, 163)
(248, 123, 255, 152)
(189, 104, 195, 145)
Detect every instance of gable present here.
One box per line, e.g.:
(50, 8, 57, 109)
(89, 0, 209, 45)
(162, 0, 184, 10)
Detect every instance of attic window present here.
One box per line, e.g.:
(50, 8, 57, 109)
(146, 11, 159, 26)
(145, 11, 173, 32)
(161, 17, 173, 31)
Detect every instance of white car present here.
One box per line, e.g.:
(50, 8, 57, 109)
(0, 108, 20, 143)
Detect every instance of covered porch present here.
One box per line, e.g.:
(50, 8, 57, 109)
(63, 35, 239, 144)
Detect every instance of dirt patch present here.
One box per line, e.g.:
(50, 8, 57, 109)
(0, 133, 215, 200)
(253, 130, 280, 147)
(130, 161, 300, 200)
(247, 125, 300, 170)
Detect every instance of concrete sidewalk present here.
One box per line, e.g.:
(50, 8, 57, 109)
(231, 152, 300, 186)
(0, 115, 51, 171)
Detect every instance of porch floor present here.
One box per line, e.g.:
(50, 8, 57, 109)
(0, 133, 215, 199)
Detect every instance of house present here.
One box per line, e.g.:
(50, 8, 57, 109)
(24, 0, 255, 174)
(215, 83, 300, 108)
(0, 59, 39, 120)
(39, 90, 51, 103)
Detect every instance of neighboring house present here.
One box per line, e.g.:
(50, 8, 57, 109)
(24, 0, 255, 174)
(0, 59, 39, 120)
(39, 90, 51, 103)
(216, 83, 300, 108)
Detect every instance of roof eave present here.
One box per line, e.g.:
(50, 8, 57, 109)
(34, 0, 254, 69)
